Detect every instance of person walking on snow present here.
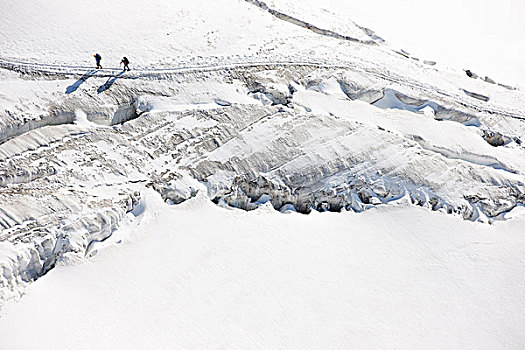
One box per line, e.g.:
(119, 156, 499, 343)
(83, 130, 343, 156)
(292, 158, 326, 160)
(120, 56, 130, 71)
(93, 53, 102, 69)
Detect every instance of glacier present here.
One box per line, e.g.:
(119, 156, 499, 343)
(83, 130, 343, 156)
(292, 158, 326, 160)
(0, 0, 524, 348)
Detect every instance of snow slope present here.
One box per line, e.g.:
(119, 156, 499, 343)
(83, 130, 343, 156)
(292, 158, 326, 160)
(0, 0, 524, 348)
(1, 189, 524, 349)
(323, 0, 525, 88)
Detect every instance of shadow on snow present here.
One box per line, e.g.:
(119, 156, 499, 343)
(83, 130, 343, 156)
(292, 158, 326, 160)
(65, 70, 97, 94)
(97, 70, 126, 94)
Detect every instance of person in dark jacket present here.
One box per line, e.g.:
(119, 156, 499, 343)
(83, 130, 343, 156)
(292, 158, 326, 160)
(93, 53, 102, 69)
(120, 56, 130, 71)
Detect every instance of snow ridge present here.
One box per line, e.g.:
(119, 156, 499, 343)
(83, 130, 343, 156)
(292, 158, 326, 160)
(0, 193, 139, 308)
(245, 0, 378, 45)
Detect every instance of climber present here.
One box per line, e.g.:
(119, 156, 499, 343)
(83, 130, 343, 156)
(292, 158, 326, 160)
(94, 53, 102, 69)
(120, 56, 130, 71)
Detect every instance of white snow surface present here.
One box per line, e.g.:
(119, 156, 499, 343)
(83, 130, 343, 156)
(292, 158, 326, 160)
(323, 0, 525, 88)
(1, 189, 524, 349)
(0, 0, 525, 348)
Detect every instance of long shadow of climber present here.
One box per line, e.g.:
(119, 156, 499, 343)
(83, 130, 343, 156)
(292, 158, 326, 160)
(66, 69, 97, 94)
(97, 70, 126, 94)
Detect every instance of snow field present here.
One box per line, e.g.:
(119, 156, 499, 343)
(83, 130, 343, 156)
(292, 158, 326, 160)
(0, 1, 524, 348)
(1, 188, 524, 349)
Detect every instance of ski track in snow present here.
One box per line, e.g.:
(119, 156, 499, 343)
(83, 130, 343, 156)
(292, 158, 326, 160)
(1, 56, 523, 122)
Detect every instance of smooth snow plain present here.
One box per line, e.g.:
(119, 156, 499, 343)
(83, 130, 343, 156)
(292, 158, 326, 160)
(1, 188, 525, 349)
(318, 0, 525, 89)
